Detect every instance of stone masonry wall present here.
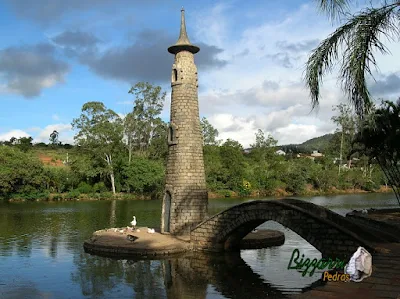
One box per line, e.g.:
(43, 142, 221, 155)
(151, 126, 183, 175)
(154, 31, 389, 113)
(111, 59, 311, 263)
(191, 200, 376, 259)
(162, 50, 208, 235)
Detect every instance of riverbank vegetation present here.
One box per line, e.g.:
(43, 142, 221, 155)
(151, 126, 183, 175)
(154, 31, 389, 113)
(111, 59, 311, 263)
(1, 82, 396, 202)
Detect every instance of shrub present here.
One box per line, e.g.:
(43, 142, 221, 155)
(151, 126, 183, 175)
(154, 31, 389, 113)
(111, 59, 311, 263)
(93, 182, 108, 193)
(362, 180, 379, 192)
(17, 191, 51, 201)
(51, 194, 63, 201)
(77, 182, 92, 194)
(67, 189, 81, 199)
(99, 192, 113, 200)
(284, 171, 306, 195)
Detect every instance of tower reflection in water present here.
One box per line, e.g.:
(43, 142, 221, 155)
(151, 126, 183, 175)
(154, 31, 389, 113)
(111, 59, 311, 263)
(81, 252, 326, 299)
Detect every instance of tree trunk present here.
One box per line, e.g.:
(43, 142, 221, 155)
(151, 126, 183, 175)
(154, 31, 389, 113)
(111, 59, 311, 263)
(128, 137, 132, 165)
(338, 130, 344, 176)
(110, 171, 116, 195)
(105, 153, 116, 195)
(110, 200, 116, 227)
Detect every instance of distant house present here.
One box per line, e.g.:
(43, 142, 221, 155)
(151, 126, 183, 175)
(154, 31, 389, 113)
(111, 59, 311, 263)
(310, 150, 324, 157)
(243, 148, 253, 154)
(275, 149, 286, 156)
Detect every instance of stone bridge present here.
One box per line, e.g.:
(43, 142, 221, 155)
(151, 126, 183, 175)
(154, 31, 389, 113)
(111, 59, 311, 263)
(190, 199, 382, 259)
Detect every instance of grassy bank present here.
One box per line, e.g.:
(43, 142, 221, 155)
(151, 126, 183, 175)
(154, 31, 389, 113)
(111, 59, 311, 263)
(208, 185, 394, 199)
(5, 185, 393, 202)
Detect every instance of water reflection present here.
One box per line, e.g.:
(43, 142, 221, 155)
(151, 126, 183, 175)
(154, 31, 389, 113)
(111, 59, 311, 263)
(0, 193, 397, 298)
(74, 250, 328, 299)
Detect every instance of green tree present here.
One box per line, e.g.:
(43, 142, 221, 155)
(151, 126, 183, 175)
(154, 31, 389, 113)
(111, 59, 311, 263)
(125, 82, 166, 160)
(147, 121, 168, 163)
(249, 129, 277, 161)
(71, 101, 124, 195)
(219, 139, 245, 191)
(306, 0, 400, 117)
(0, 147, 46, 198)
(247, 129, 283, 194)
(43, 166, 76, 193)
(331, 103, 356, 174)
(16, 136, 33, 152)
(350, 100, 400, 204)
(49, 130, 59, 145)
(121, 156, 165, 197)
(203, 145, 225, 191)
(201, 117, 221, 145)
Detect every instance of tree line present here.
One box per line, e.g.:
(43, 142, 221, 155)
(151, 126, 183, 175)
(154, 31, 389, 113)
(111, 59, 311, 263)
(0, 82, 397, 201)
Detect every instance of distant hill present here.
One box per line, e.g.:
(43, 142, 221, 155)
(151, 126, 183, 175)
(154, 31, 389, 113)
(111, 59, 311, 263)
(279, 133, 334, 154)
(300, 133, 334, 152)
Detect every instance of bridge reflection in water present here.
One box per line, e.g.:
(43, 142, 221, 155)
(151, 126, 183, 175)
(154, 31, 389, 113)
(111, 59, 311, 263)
(80, 251, 327, 298)
(162, 252, 298, 298)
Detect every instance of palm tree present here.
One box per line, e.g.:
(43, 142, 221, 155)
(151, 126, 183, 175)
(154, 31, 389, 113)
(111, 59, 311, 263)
(349, 99, 400, 205)
(306, 0, 400, 117)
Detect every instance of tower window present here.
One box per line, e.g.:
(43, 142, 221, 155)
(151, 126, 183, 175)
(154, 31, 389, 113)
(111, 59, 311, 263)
(168, 126, 174, 142)
(172, 69, 178, 82)
(168, 122, 178, 145)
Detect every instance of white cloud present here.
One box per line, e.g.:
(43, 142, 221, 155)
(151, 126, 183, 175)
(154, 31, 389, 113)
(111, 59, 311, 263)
(52, 114, 60, 121)
(274, 124, 333, 145)
(0, 124, 75, 144)
(191, 3, 366, 146)
(0, 129, 30, 141)
(34, 123, 73, 144)
(206, 109, 336, 148)
(117, 113, 126, 120)
(208, 113, 256, 148)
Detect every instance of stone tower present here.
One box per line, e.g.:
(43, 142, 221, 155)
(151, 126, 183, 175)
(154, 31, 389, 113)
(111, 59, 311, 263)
(161, 8, 208, 236)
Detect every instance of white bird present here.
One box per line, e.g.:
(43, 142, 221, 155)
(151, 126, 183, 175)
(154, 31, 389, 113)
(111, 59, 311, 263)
(113, 228, 118, 232)
(147, 228, 155, 234)
(136, 229, 141, 232)
(131, 216, 137, 229)
(252, 229, 258, 233)
(118, 229, 124, 233)
(362, 209, 368, 214)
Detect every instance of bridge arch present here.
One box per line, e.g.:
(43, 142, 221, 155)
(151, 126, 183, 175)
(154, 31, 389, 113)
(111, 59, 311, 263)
(191, 199, 376, 259)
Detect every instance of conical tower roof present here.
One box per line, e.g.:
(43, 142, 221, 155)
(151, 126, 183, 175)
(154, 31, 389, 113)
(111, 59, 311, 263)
(168, 8, 200, 54)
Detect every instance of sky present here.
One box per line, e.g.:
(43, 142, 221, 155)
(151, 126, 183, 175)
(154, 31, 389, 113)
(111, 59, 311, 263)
(0, 0, 399, 147)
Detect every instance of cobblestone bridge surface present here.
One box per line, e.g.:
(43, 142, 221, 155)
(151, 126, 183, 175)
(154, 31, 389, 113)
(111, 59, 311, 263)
(191, 199, 382, 259)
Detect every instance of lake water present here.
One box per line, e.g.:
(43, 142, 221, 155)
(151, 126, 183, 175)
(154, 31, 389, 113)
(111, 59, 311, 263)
(0, 193, 398, 298)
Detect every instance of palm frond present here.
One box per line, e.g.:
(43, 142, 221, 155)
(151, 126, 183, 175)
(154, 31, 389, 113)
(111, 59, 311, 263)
(305, 4, 399, 117)
(315, 0, 351, 20)
(305, 17, 362, 109)
(340, 6, 399, 116)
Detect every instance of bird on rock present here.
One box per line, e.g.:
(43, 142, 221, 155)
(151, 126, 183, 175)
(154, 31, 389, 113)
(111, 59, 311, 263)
(131, 216, 137, 229)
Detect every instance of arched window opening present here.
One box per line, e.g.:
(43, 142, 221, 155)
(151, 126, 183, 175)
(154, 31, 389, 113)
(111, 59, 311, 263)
(168, 126, 174, 143)
(168, 123, 178, 145)
(164, 191, 172, 232)
(172, 69, 178, 82)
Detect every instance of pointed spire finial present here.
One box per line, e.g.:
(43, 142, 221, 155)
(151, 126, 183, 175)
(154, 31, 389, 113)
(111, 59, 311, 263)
(168, 8, 200, 54)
